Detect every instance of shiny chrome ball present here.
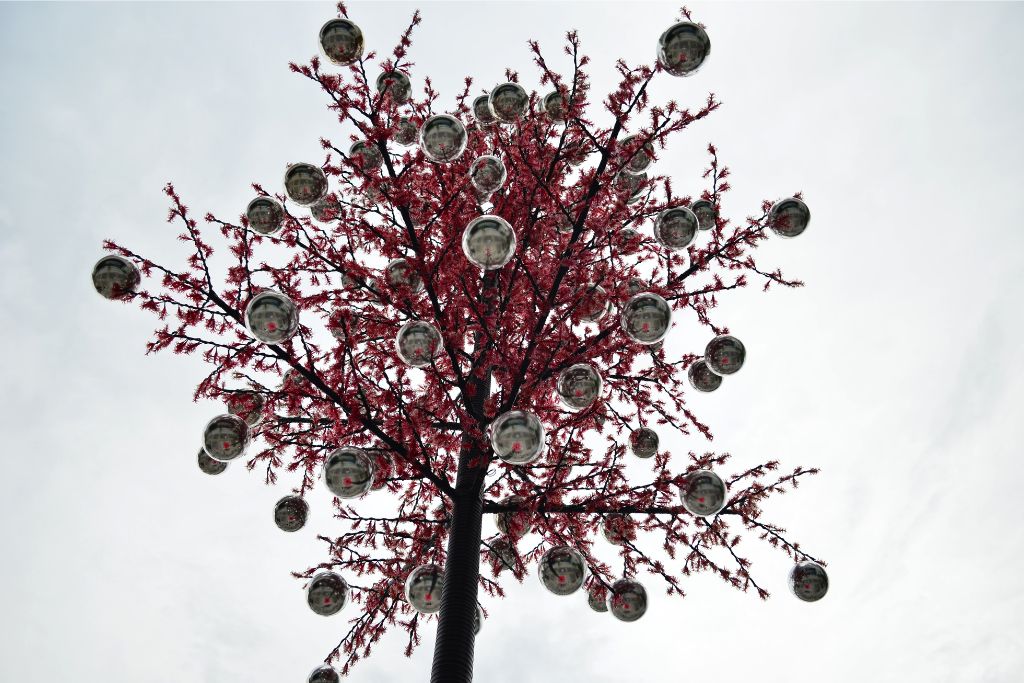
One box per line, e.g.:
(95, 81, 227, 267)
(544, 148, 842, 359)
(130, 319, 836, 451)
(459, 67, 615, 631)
(405, 564, 444, 614)
(489, 82, 529, 123)
(680, 469, 728, 517)
(789, 560, 829, 602)
(705, 335, 745, 375)
(587, 585, 609, 613)
(469, 155, 507, 194)
(309, 197, 341, 223)
(657, 22, 711, 77)
(319, 18, 364, 66)
(376, 70, 412, 104)
(768, 197, 811, 238)
(306, 571, 350, 616)
(619, 135, 655, 175)
(495, 495, 532, 538)
(620, 292, 672, 344)
(197, 447, 227, 475)
(489, 410, 546, 465)
(538, 546, 587, 596)
(654, 207, 699, 250)
(420, 114, 468, 163)
(488, 538, 517, 574)
(322, 447, 375, 498)
(245, 290, 300, 344)
(472, 95, 497, 126)
(395, 320, 442, 368)
(385, 258, 425, 294)
(629, 427, 659, 459)
(308, 665, 340, 683)
(541, 90, 568, 122)
(394, 116, 419, 146)
(245, 196, 285, 235)
(284, 163, 328, 206)
(349, 140, 383, 172)
(601, 514, 635, 545)
(226, 390, 265, 426)
(608, 578, 648, 622)
(274, 495, 309, 532)
(92, 255, 140, 300)
(202, 414, 250, 462)
(687, 360, 723, 393)
(691, 199, 717, 231)
(556, 363, 602, 411)
(577, 283, 610, 323)
(462, 216, 516, 270)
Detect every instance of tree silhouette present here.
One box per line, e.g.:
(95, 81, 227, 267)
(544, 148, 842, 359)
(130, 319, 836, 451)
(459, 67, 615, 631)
(92, 4, 827, 682)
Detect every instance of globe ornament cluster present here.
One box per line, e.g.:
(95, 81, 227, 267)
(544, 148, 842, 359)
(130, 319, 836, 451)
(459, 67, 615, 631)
(284, 163, 328, 206)
(245, 196, 285, 235)
(376, 69, 412, 104)
(629, 427, 659, 459)
(687, 360, 723, 393)
(197, 447, 228, 475)
(203, 414, 250, 462)
(308, 665, 340, 683)
(538, 546, 587, 596)
(657, 21, 711, 77)
(393, 116, 419, 146)
(621, 292, 672, 344)
(92, 255, 141, 300)
(245, 290, 300, 344)
(607, 578, 648, 622)
(395, 320, 442, 367)
(489, 82, 529, 123)
(680, 469, 728, 517)
(405, 564, 444, 614)
(768, 197, 811, 238)
(322, 447, 375, 498)
(349, 140, 383, 172)
(705, 334, 745, 375)
(318, 18, 364, 66)
(472, 94, 497, 126)
(691, 198, 717, 231)
(556, 363, 602, 411)
(619, 135, 655, 175)
(420, 114, 468, 163)
(495, 495, 532, 538)
(469, 155, 507, 194)
(306, 571, 350, 616)
(654, 206, 699, 250)
(385, 258, 425, 294)
(789, 560, 829, 602)
(462, 216, 516, 270)
(490, 410, 546, 464)
(274, 495, 309, 532)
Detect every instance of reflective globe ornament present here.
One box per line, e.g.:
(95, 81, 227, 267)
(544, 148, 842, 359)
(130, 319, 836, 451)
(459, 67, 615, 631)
(489, 410, 545, 465)
(92, 255, 140, 300)
(385, 258, 425, 294)
(306, 571, 350, 616)
(601, 514, 635, 545)
(274, 495, 309, 532)
(657, 22, 711, 77)
(687, 360, 723, 393)
(202, 414, 250, 462)
(654, 207, 699, 251)
(680, 469, 728, 517)
(394, 116, 419, 146)
(541, 90, 568, 122)
(768, 197, 811, 238)
(556, 363, 602, 411)
(395, 320, 442, 368)
(577, 283, 610, 323)
(463, 216, 516, 270)
(619, 135, 655, 175)
(284, 163, 328, 206)
(472, 94, 497, 126)
(469, 155, 507, 194)
(309, 197, 341, 223)
(245, 196, 285, 235)
(495, 495, 532, 538)
(319, 18, 364, 66)
(226, 390, 265, 426)
(376, 70, 412, 104)
(308, 665, 340, 683)
(691, 199, 717, 231)
(705, 335, 745, 375)
(488, 538, 517, 574)
(489, 82, 529, 123)
(563, 138, 591, 167)
(473, 604, 484, 636)
(617, 227, 641, 253)
(626, 277, 647, 296)
(608, 578, 648, 622)
(322, 446, 375, 498)
(420, 114, 468, 163)
(538, 546, 587, 596)
(587, 585, 609, 613)
(629, 427, 659, 459)
(789, 560, 829, 602)
(405, 564, 444, 614)
(620, 292, 672, 344)
(245, 291, 300, 344)
(349, 140, 383, 172)
(197, 447, 227, 475)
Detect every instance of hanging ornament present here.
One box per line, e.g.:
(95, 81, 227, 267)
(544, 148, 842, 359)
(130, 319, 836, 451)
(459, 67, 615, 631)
(322, 446, 375, 498)
(626, 277, 647, 296)
(394, 116, 419, 146)
(376, 70, 412, 104)
(620, 292, 672, 344)
(462, 216, 517, 270)
(405, 564, 444, 614)
(629, 427, 659, 459)
(587, 585, 609, 613)
(284, 163, 328, 206)
(607, 578, 648, 622)
(768, 197, 811, 238)
(226, 390, 265, 426)
(349, 140, 384, 173)
(538, 546, 588, 596)
(657, 22, 711, 77)
(541, 90, 568, 122)
(489, 82, 529, 123)
(308, 665, 341, 683)
(395, 320, 442, 368)
(601, 513, 636, 545)
(306, 571, 350, 616)
(318, 18, 364, 66)
(281, 367, 314, 395)
(563, 138, 591, 167)
(274, 495, 309, 532)
(473, 604, 484, 636)
(705, 335, 745, 375)
(691, 199, 717, 231)
(654, 207, 699, 251)
(469, 155, 507, 194)
(789, 560, 829, 602)
(619, 135, 655, 175)
(577, 283, 610, 323)
(309, 197, 341, 223)
(202, 414, 250, 462)
(245, 291, 300, 344)
(489, 410, 546, 464)
(385, 258, 425, 294)
(556, 363, 602, 411)
(612, 171, 648, 204)
(245, 196, 285, 235)
(488, 538, 517, 574)
(495, 495, 532, 538)
(472, 94, 497, 126)
(420, 114, 468, 163)
(92, 255, 141, 300)
(679, 469, 728, 517)
(617, 227, 641, 253)
(197, 447, 227, 475)
(687, 360, 723, 393)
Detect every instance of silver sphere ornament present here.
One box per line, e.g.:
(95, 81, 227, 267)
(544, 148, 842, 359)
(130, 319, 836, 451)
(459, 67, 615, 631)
(202, 414, 250, 462)
(245, 290, 300, 344)
(538, 546, 587, 596)
(541, 90, 568, 122)
(657, 22, 711, 77)
(474, 604, 484, 636)
(309, 197, 341, 223)
(629, 427, 659, 459)
(680, 469, 728, 517)
(405, 564, 444, 614)
(692, 199, 717, 231)
(349, 140, 383, 172)
(284, 163, 328, 206)
(687, 360, 723, 393)
(306, 571, 350, 616)
(322, 447, 375, 498)
(789, 560, 829, 602)
(705, 335, 745, 375)
(376, 70, 412, 104)
(420, 114, 468, 163)
(626, 277, 647, 296)
(92, 255, 140, 300)
(197, 447, 227, 475)
(601, 514, 635, 545)
(274, 495, 309, 532)
(395, 320, 442, 368)
(577, 283, 610, 323)
(245, 196, 285, 235)
(488, 538, 517, 574)
(462, 216, 516, 270)
(617, 227, 642, 253)
(385, 258, 425, 294)
(472, 95, 497, 126)
(608, 578, 648, 622)
(489, 82, 529, 123)
(556, 363, 602, 411)
(495, 495, 532, 538)
(587, 585, 609, 613)
(768, 197, 811, 238)
(619, 135, 655, 175)
(489, 410, 546, 465)
(654, 207, 699, 251)
(620, 292, 672, 344)
(308, 665, 340, 683)
(469, 155, 507, 194)
(226, 390, 265, 426)
(319, 18, 364, 66)
(394, 116, 418, 146)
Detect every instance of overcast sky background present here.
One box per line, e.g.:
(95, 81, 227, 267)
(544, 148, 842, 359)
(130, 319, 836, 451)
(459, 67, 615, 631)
(2, 2, 1023, 682)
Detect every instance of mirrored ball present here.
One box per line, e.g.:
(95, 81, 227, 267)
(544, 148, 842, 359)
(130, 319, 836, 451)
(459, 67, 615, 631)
(538, 546, 587, 596)
(495, 495, 532, 538)
(376, 70, 412, 104)
(308, 665, 340, 683)
(473, 604, 483, 635)
(489, 82, 529, 123)
(226, 390, 265, 426)
(385, 258, 425, 294)
(197, 447, 228, 475)
(246, 196, 285, 235)
(306, 571, 350, 616)
(608, 578, 648, 622)
(92, 255, 140, 300)
(768, 197, 811, 238)
(601, 514, 635, 545)
(394, 116, 419, 146)
(322, 447, 375, 498)
(349, 140, 383, 172)
(202, 414, 250, 462)
(462, 216, 516, 270)
(405, 564, 444, 614)
(472, 95, 497, 126)
(488, 538, 517, 574)
(274, 495, 309, 532)
(577, 284, 610, 323)
(654, 207, 699, 251)
(691, 199, 717, 231)
(541, 90, 568, 122)
(557, 363, 602, 411)
(587, 585, 609, 613)
(319, 18, 364, 66)
(680, 469, 728, 517)
(489, 410, 546, 465)
(420, 114, 468, 163)
(620, 292, 672, 344)
(789, 560, 829, 602)
(245, 290, 300, 344)
(309, 197, 341, 223)
(705, 335, 745, 375)
(619, 135, 655, 175)
(687, 360, 723, 393)
(629, 427, 659, 459)
(284, 163, 328, 206)
(657, 22, 711, 77)
(626, 277, 647, 296)
(469, 155, 507, 194)
(395, 320, 442, 367)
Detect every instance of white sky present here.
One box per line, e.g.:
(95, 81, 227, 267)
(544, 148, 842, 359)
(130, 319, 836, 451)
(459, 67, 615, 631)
(2, 2, 1023, 682)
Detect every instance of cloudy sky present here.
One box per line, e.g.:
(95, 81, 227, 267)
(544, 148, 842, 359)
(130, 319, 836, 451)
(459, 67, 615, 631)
(2, 2, 1023, 682)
